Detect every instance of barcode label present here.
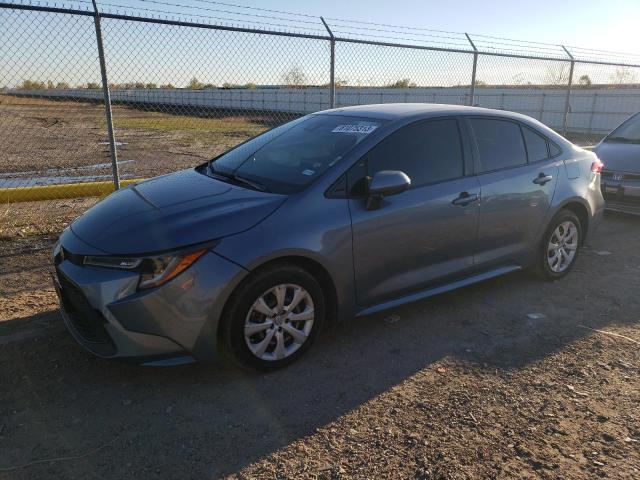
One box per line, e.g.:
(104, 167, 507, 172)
(331, 124, 378, 134)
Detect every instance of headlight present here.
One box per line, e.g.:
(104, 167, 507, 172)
(84, 249, 207, 290)
(137, 250, 207, 289)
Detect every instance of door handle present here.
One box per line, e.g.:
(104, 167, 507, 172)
(533, 172, 553, 185)
(452, 192, 479, 206)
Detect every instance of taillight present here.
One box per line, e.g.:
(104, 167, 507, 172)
(591, 159, 604, 173)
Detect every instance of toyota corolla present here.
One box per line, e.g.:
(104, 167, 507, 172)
(52, 104, 604, 369)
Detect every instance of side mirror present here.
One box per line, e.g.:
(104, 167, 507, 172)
(366, 170, 411, 210)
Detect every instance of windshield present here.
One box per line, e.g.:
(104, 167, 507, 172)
(209, 114, 384, 194)
(605, 113, 640, 143)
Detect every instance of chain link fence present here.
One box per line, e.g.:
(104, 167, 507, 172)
(1, 0, 640, 276)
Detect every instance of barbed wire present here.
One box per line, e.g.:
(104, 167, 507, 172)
(138, 0, 322, 26)
(96, 1, 327, 33)
(1, 0, 639, 64)
(191, 0, 318, 19)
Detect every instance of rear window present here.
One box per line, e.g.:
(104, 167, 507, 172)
(471, 118, 527, 173)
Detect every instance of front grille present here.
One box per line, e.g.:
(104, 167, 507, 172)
(56, 269, 116, 355)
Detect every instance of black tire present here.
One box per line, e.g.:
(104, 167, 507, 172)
(219, 263, 325, 371)
(535, 209, 582, 280)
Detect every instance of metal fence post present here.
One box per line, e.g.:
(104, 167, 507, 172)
(91, 0, 119, 190)
(539, 93, 546, 121)
(320, 17, 336, 109)
(588, 92, 598, 135)
(465, 33, 478, 106)
(561, 45, 575, 137)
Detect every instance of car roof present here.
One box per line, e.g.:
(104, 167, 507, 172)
(319, 103, 530, 121)
(318, 103, 572, 147)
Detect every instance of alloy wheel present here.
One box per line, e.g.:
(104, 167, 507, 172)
(244, 283, 315, 361)
(547, 220, 579, 273)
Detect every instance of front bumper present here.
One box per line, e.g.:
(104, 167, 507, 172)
(52, 241, 247, 363)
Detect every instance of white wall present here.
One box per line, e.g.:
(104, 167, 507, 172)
(13, 87, 640, 134)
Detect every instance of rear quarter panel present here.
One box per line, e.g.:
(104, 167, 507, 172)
(542, 146, 604, 245)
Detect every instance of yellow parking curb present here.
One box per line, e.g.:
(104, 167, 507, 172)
(0, 179, 145, 203)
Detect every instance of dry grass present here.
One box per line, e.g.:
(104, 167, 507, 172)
(0, 198, 97, 241)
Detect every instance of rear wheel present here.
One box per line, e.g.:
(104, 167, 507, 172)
(535, 209, 582, 280)
(219, 264, 325, 370)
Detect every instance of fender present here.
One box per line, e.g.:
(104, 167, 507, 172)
(539, 195, 593, 245)
(241, 247, 358, 323)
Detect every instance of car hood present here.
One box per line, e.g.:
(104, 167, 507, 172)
(69, 168, 287, 255)
(594, 142, 640, 173)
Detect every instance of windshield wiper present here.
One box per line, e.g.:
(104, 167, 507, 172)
(208, 164, 269, 192)
(606, 136, 640, 144)
(230, 174, 269, 192)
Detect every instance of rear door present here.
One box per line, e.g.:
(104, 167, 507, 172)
(468, 117, 560, 267)
(348, 117, 481, 307)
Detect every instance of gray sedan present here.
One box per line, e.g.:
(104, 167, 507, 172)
(593, 112, 640, 215)
(52, 104, 604, 370)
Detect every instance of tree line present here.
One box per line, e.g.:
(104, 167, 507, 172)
(15, 78, 256, 90)
(12, 66, 638, 91)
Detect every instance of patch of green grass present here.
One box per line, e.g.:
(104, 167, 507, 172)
(114, 113, 267, 143)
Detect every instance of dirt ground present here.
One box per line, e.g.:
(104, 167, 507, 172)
(0, 212, 638, 479)
(0, 95, 272, 177)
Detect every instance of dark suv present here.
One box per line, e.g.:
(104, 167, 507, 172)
(52, 104, 605, 369)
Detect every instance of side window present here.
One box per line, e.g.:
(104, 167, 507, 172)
(471, 118, 527, 173)
(364, 119, 464, 189)
(347, 158, 368, 197)
(522, 126, 549, 162)
(549, 142, 562, 157)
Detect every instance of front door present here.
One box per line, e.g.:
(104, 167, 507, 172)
(348, 118, 481, 307)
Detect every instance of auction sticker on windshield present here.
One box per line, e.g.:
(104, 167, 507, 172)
(332, 124, 378, 134)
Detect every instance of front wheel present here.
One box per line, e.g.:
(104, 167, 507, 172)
(219, 264, 325, 371)
(535, 209, 582, 280)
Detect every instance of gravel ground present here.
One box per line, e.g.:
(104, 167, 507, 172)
(0, 213, 639, 479)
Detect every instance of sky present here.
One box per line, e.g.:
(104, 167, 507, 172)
(2, 0, 640, 88)
(115, 0, 640, 56)
(257, 0, 640, 54)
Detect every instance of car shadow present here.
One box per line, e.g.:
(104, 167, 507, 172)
(1, 214, 639, 479)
